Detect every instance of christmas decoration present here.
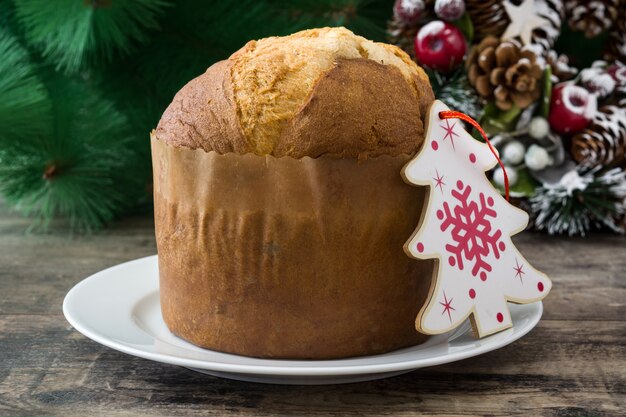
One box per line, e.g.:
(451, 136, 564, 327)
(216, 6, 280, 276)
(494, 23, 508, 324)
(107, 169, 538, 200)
(434, 0, 465, 22)
(608, 62, 626, 106)
(466, 36, 543, 110)
(402, 101, 551, 337)
(387, 0, 626, 237)
(414, 20, 466, 72)
(503, 141, 526, 165)
(580, 62, 616, 98)
(528, 116, 550, 139)
(525, 144, 553, 171)
(465, 0, 509, 40)
(565, 0, 618, 39)
(526, 0, 564, 54)
(548, 83, 597, 134)
(394, 0, 427, 25)
(571, 105, 626, 168)
(1, 0, 624, 237)
(530, 167, 626, 235)
(501, 0, 551, 46)
(544, 50, 578, 82)
(604, 5, 625, 61)
(493, 165, 519, 187)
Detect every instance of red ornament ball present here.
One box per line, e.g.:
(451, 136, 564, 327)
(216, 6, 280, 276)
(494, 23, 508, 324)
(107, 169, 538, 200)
(394, 0, 425, 26)
(548, 83, 597, 135)
(434, 0, 466, 21)
(414, 21, 466, 73)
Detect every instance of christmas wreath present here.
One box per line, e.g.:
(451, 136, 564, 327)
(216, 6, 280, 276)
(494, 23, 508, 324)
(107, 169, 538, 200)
(389, 0, 626, 236)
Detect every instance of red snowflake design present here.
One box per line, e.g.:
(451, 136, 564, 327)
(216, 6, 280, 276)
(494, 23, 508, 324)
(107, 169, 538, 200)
(438, 180, 504, 277)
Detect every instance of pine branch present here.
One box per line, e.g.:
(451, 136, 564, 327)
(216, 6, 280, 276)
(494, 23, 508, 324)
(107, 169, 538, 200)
(0, 26, 51, 143)
(0, 70, 147, 231)
(13, 0, 170, 73)
(529, 167, 626, 236)
(427, 68, 484, 121)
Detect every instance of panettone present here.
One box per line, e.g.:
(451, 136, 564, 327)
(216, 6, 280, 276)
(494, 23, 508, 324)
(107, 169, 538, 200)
(152, 27, 436, 359)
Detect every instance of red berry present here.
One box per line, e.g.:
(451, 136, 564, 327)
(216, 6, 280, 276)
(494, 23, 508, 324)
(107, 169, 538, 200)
(394, 0, 425, 26)
(414, 21, 466, 73)
(548, 83, 597, 135)
(434, 0, 466, 21)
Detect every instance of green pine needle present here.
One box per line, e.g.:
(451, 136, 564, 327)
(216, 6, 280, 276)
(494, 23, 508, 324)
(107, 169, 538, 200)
(427, 68, 483, 121)
(13, 0, 170, 73)
(0, 71, 146, 232)
(530, 168, 626, 236)
(0, 27, 51, 142)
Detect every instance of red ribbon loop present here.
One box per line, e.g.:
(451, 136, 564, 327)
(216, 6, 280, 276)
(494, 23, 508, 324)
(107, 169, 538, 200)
(438, 110, 510, 202)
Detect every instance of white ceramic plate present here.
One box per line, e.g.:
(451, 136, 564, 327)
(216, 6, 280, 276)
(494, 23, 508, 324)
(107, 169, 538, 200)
(63, 255, 543, 385)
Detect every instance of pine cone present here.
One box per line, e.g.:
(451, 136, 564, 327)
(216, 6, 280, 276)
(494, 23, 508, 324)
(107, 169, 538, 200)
(530, 0, 564, 53)
(545, 49, 578, 82)
(467, 0, 563, 54)
(465, 0, 509, 40)
(604, 1, 626, 61)
(565, 0, 618, 38)
(571, 105, 626, 168)
(466, 36, 543, 110)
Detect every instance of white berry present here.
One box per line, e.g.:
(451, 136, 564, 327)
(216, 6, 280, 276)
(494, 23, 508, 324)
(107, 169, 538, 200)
(525, 144, 553, 171)
(434, 0, 465, 21)
(502, 141, 525, 165)
(493, 166, 518, 187)
(528, 116, 550, 140)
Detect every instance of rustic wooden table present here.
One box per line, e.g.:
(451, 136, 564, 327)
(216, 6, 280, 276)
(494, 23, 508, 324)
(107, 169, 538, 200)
(0, 207, 624, 416)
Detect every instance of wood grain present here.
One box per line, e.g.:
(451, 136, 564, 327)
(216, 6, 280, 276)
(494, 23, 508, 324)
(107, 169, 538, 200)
(0, 206, 624, 416)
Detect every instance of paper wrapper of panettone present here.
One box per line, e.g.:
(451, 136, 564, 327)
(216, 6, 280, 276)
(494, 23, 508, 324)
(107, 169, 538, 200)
(152, 27, 436, 359)
(152, 139, 434, 359)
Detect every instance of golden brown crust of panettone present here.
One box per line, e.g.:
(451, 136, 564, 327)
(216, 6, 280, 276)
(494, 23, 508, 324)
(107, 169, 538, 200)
(154, 27, 434, 158)
(153, 60, 247, 154)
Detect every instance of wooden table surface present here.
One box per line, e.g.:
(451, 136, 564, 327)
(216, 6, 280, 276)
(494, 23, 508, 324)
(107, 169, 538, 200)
(0, 207, 624, 416)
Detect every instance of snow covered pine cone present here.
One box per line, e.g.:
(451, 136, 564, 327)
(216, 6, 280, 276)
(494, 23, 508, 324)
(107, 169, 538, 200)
(565, 0, 619, 38)
(545, 50, 578, 82)
(466, 36, 543, 110)
(464, 0, 510, 40)
(571, 105, 626, 168)
(466, 0, 563, 53)
(604, 2, 626, 62)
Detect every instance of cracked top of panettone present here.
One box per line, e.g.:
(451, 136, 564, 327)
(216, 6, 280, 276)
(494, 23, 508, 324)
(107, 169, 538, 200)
(154, 27, 435, 158)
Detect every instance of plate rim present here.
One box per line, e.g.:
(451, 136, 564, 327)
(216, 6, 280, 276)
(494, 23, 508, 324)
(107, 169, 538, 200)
(63, 255, 543, 377)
